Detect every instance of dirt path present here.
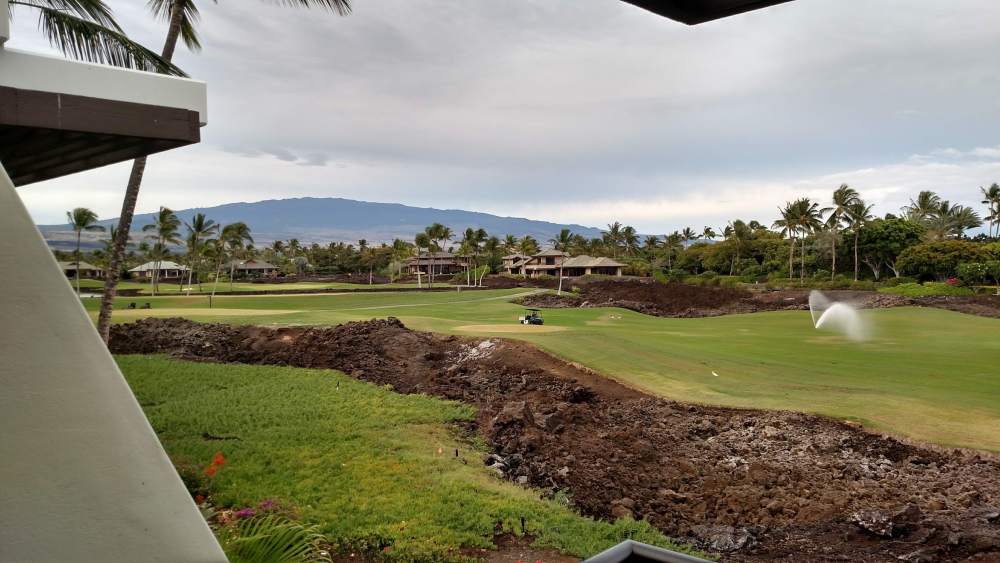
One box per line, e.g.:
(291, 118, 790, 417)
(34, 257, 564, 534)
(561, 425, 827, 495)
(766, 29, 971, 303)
(110, 318, 1000, 562)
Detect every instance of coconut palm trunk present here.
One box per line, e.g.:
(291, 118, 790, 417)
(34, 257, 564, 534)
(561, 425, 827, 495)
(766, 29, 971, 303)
(830, 226, 837, 280)
(788, 236, 795, 279)
(74, 230, 83, 295)
(853, 231, 860, 281)
(96, 6, 184, 343)
(800, 237, 806, 281)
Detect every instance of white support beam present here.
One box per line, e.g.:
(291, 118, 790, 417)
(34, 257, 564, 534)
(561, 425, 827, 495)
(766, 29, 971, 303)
(0, 162, 227, 562)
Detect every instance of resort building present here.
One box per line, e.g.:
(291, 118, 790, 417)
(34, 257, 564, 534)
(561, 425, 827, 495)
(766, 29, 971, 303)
(58, 261, 104, 279)
(228, 259, 279, 279)
(509, 250, 625, 278)
(404, 251, 468, 276)
(128, 261, 191, 281)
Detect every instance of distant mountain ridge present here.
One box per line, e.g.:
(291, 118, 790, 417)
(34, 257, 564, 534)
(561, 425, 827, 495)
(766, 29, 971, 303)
(38, 197, 606, 250)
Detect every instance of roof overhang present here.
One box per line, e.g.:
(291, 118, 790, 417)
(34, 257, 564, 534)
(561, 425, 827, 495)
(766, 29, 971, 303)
(0, 41, 207, 187)
(623, 0, 794, 24)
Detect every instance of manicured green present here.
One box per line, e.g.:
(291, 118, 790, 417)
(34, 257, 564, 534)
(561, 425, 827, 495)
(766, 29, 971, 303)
(74, 278, 423, 294)
(100, 289, 1000, 451)
(119, 355, 685, 560)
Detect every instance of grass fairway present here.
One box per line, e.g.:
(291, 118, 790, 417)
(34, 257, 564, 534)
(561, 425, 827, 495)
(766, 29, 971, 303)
(119, 355, 680, 560)
(96, 289, 1000, 451)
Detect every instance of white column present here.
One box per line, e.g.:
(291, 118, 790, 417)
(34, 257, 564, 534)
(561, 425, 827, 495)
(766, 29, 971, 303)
(0, 162, 226, 562)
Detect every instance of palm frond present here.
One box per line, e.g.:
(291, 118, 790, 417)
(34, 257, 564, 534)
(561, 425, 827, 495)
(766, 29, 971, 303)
(12, 0, 120, 29)
(146, 0, 204, 51)
(224, 516, 330, 563)
(265, 0, 351, 16)
(31, 5, 187, 76)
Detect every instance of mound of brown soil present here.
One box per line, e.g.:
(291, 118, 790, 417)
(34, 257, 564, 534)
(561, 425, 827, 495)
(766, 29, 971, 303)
(110, 318, 1000, 562)
(518, 281, 920, 319)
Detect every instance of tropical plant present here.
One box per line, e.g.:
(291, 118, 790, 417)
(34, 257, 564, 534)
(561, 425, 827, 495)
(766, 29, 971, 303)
(844, 200, 873, 281)
(550, 228, 574, 252)
(790, 198, 825, 280)
(701, 226, 717, 241)
(903, 191, 942, 223)
(502, 234, 519, 254)
(604, 221, 624, 258)
(210, 222, 252, 297)
(825, 184, 859, 279)
(982, 183, 1000, 238)
(681, 227, 697, 243)
(622, 225, 640, 256)
(66, 207, 105, 294)
(9, 0, 184, 75)
(183, 212, 218, 291)
(772, 203, 797, 279)
(141, 207, 181, 295)
(221, 515, 330, 563)
(97, 0, 351, 343)
(518, 235, 539, 256)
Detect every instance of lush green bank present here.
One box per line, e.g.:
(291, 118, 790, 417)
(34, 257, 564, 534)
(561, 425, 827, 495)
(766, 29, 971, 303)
(119, 355, 683, 560)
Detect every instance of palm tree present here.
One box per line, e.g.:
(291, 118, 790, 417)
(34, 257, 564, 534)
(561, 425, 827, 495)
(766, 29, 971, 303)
(422, 223, 451, 288)
(622, 226, 640, 257)
(982, 183, 1000, 238)
(772, 203, 797, 279)
(903, 190, 942, 223)
(701, 226, 717, 241)
(550, 229, 574, 252)
(390, 238, 410, 281)
(726, 220, 753, 275)
(9, 0, 184, 75)
(212, 222, 253, 296)
(183, 212, 218, 291)
(413, 232, 431, 288)
(66, 207, 105, 295)
(642, 235, 660, 255)
(97, 0, 351, 344)
(981, 183, 1000, 238)
(790, 198, 825, 281)
(605, 222, 624, 258)
(502, 235, 519, 254)
(519, 235, 540, 256)
(681, 227, 697, 243)
(663, 232, 683, 269)
(141, 207, 181, 296)
(824, 184, 859, 279)
(845, 201, 874, 281)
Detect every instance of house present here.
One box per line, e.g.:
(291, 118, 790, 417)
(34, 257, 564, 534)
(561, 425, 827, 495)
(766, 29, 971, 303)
(502, 253, 530, 275)
(228, 259, 279, 279)
(58, 261, 104, 279)
(128, 260, 191, 281)
(519, 250, 624, 278)
(404, 251, 468, 276)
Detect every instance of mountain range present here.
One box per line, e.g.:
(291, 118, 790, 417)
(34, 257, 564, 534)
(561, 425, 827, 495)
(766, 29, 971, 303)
(38, 197, 606, 251)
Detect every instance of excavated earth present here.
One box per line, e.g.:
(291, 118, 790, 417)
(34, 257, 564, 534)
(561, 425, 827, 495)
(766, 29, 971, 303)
(110, 318, 1000, 562)
(517, 279, 1000, 319)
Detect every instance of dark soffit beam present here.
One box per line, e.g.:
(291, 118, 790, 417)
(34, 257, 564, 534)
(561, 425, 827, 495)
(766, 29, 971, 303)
(622, 0, 795, 24)
(0, 85, 200, 186)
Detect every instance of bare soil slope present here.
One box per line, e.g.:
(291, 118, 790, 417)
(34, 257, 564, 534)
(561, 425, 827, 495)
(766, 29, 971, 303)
(111, 318, 1000, 562)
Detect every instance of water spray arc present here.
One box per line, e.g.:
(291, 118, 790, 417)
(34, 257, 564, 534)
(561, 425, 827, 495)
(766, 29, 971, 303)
(808, 291, 869, 342)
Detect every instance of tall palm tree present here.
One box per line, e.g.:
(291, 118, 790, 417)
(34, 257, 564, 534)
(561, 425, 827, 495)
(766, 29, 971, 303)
(642, 235, 660, 255)
(903, 190, 942, 223)
(141, 207, 181, 296)
(663, 232, 683, 269)
(982, 183, 1000, 238)
(622, 225, 640, 256)
(97, 0, 351, 343)
(549, 228, 574, 252)
(845, 201, 874, 281)
(502, 234, 519, 254)
(423, 223, 451, 288)
(9, 0, 184, 75)
(825, 184, 858, 279)
(66, 207, 106, 295)
(183, 212, 218, 291)
(790, 198, 825, 281)
(701, 226, 717, 241)
(981, 183, 1000, 238)
(413, 232, 431, 288)
(726, 220, 753, 275)
(681, 227, 697, 243)
(518, 235, 540, 256)
(605, 222, 624, 258)
(215, 222, 253, 295)
(772, 203, 797, 279)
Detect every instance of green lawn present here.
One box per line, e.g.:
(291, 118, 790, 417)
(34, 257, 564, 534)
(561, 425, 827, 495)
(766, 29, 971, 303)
(120, 355, 683, 561)
(95, 289, 1000, 451)
(73, 278, 423, 294)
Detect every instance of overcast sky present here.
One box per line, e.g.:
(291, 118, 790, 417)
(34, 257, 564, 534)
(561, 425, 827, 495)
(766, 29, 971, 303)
(11, 0, 1000, 233)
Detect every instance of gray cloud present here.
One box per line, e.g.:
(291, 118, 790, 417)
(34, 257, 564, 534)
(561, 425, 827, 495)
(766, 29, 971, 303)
(11, 0, 1000, 233)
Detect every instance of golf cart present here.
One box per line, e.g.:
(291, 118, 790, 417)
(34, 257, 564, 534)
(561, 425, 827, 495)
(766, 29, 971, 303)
(519, 308, 544, 325)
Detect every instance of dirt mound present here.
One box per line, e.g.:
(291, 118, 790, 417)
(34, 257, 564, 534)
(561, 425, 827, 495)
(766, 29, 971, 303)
(915, 294, 1000, 319)
(518, 281, 920, 319)
(110, 318, 1000, 562)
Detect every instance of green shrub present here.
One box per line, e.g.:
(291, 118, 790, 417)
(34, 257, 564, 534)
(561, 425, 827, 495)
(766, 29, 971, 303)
(896, 240, 992, 281)
(882, 276, 917, 287)
(879, 282, 974, 297)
